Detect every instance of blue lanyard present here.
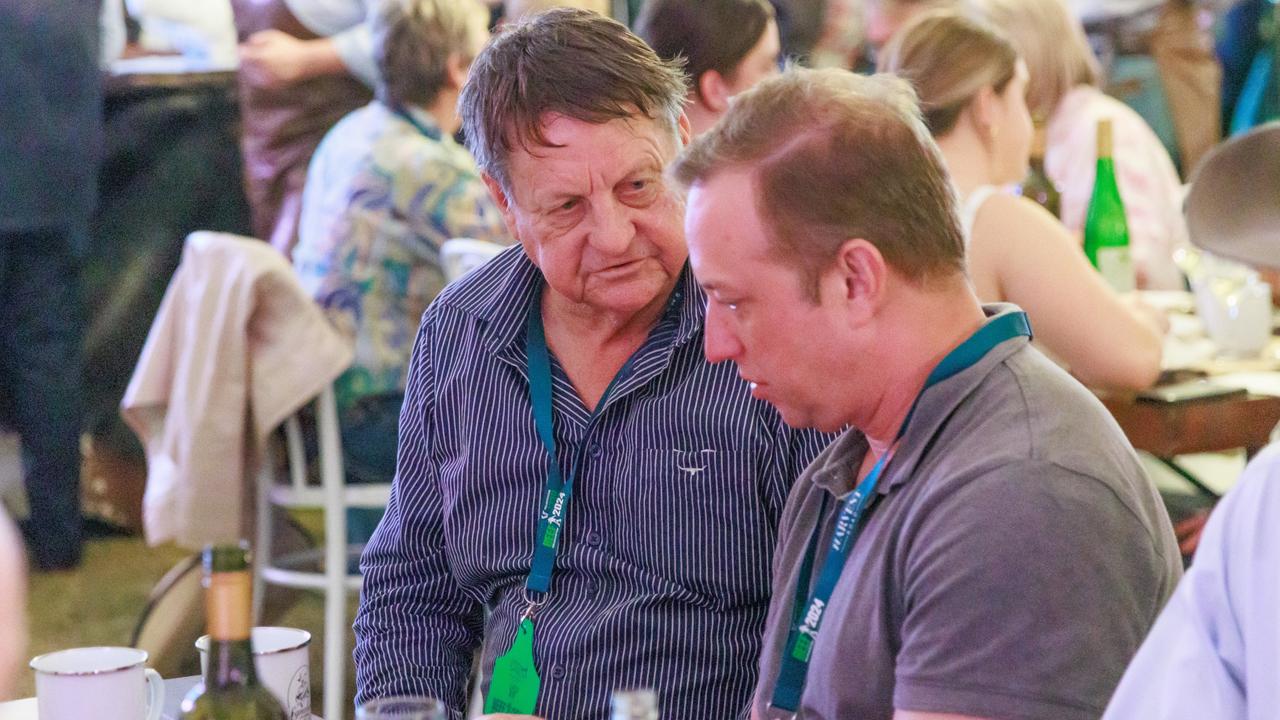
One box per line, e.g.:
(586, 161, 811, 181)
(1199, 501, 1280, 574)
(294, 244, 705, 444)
(524, 301, 637, 598)
(391, 104, 442, 142)
(770, 310, 1031, 715)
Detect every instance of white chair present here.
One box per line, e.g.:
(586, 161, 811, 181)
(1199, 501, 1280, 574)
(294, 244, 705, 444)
(253, 384, 390, 720)
(440, 238, 507, 283)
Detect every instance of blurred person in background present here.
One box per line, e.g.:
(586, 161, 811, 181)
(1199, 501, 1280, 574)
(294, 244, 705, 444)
(293, 0, 507, 541)
(972, 0, 1189, 290)
(1066, 0, 1232, 174)
(0, 0, 99, 571)
(0, 511, 27, 698)
(636, 0, 781, 136)
(879, 10, 1163, 390)
(230, 0, 378, 254)
(862, 0, 949, 51)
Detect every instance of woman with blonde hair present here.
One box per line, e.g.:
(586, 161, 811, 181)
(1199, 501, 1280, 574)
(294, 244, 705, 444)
(969, 0, 1189, 290)
(879, 9, 1163, 390)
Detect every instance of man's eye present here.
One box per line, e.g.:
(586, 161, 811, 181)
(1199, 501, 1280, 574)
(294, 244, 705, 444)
(558, 199, 578, 212)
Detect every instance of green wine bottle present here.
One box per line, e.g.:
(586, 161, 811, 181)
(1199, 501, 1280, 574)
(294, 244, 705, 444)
(1083, 118, 1135, 292)
(180, 543, 287, 720)
(1018, 121, 1061, 218)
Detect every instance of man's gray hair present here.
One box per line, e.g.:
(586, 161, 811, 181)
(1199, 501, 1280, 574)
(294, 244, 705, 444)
(373, 0, 487, 109)
(459, 8, 688, 192)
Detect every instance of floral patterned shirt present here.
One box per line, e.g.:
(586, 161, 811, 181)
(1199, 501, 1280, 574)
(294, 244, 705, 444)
(295, 101, 510, 410)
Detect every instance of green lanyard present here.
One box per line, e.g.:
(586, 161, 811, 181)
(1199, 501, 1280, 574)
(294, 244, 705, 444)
(768, 310, 1032, 716)
(523, 300, 636, 598)
(390, 104, 442, 141)
(485, 298, 641, 715)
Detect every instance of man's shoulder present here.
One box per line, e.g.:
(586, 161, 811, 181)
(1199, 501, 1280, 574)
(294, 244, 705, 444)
(421, 245, 532, 335)
(920, 344, 1159, 523)
(969, 344, 1133, 466)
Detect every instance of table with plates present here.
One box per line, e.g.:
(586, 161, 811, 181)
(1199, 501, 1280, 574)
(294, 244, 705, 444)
(0, 676, 322, 720)
(1099, 291, 1280, 497)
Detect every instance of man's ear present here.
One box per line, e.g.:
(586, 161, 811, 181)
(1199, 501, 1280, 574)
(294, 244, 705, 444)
(833, 238, 888, 324)
(697, 70, 732, 114)
(482, 173, 520, 239)
(676, 111, 692, 147)
(969, 85, 1000, 145)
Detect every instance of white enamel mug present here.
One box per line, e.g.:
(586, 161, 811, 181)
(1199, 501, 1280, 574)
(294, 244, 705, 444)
(197, 626, 312, 719)
(29, 646, 164, 720)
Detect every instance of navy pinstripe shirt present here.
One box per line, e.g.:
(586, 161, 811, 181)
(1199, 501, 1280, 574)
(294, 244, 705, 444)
(353, 246, 832, 719)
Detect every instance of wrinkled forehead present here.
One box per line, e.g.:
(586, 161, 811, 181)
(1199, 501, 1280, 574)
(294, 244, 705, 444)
(503, 112, 681, 188)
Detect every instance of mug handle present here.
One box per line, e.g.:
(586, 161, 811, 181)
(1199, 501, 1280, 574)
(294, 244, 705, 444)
(144, 668, 166, 720)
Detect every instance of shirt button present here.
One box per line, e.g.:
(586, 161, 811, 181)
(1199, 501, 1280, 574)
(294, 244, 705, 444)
(584, 580, 599, 598)
(589, 443, 603, 458)
(551, 664, 567, 680)
(585, 531, 602, 547)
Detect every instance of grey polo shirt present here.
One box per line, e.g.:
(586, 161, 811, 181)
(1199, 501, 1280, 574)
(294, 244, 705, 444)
(753, 305, 1182, 720)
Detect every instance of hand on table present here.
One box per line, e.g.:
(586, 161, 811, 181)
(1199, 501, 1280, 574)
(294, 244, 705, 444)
(1121, 292, 1171, 336)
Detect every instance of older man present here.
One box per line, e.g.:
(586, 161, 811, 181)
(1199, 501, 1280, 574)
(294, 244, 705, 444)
(352, 10, 829, 720)
(674, 68, 1181, 720)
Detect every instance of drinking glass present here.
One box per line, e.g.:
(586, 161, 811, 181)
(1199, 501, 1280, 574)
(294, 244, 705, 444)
(356, 696, 447, 720)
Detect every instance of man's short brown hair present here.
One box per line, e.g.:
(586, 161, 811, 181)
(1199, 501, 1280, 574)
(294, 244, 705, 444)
(459, 8, 688, 191)
(673, 68, 965, 297)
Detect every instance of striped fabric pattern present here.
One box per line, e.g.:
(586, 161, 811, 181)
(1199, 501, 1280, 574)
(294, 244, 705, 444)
(353, 245, 832, 720)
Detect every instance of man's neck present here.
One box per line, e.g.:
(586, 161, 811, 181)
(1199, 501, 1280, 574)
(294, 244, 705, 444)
(537, 278, 680, 411)
(418, 91, 461, 136)
(855, 282, 988, 458)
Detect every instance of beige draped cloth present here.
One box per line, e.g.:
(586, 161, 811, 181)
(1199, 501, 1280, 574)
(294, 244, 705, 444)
(122, 232, 351, 549)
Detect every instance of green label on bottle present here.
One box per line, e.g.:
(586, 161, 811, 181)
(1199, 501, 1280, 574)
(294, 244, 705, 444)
(1096, 246, 1135, 293)
(485, 617, 541, 715)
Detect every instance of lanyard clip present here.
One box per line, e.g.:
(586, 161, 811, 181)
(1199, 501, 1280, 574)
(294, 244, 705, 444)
(521, 588, 548, 622)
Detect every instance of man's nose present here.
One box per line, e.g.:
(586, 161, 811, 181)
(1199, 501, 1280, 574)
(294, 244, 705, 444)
(703, 303, 744, 364)
(587, 197, 635, 255)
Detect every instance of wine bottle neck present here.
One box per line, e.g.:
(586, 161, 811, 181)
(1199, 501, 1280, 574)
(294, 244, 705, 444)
(206, 638, 259, 689)
(1096, 119, 1114, 159)
(204, 567, 255, 691)
(206, 569, 252, 640)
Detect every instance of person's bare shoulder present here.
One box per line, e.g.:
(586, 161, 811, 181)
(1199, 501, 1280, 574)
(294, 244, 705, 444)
(971, 191, 1071, 250)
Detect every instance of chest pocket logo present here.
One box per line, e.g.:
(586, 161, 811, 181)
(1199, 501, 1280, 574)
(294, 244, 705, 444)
(673, 448, 716, 476)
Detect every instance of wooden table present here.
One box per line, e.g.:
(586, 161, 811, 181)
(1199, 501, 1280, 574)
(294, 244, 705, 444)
(0, 676, 322, 720)
(1101, 391, 1280, 459)
(1100, 390, 1280, 499)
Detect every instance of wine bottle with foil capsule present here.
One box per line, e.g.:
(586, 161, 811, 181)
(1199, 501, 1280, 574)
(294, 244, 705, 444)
(180, 543, 287, 720)
(1083, 118, 1135, 292)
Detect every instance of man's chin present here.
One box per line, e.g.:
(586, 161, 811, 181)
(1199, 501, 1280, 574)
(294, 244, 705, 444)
(585, 274, 677, 314)
(774, 404, 831, 432)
